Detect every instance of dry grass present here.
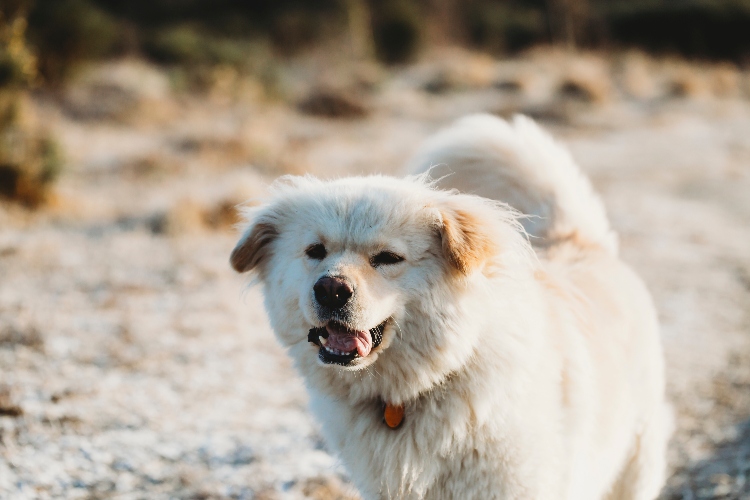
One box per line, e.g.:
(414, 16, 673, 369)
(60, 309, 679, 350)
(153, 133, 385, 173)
(62, 59, 179, 125)
(709, 64, 742, 99)
(665, 63, 711, 100)
(617, 51, 659, 100)
(493, 60, 538, 95)
(0, 93, 62, 207)
(0, 323, 43, 350)
(419, 49, 498, 93)
(154, 198, 240, 236)
(297, 87, 370, 119)
(173, 135, 253, 168)
(501, 49, 750, 106)
(0, 385, 23, 418)
(298, 476, 360, 500)
(558, 56, 614, 104)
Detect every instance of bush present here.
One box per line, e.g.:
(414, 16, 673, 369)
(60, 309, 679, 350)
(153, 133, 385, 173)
(144, 25, 248, 67)
(26, 0, 121, 84)
(9, 0, 750, 93)
(465, 3, 546, 54)
(0, 9, 63, 207)
(603, 0, 750, 62)
(0, 91, 63, 206)
(371, 0, 422, 64)
(0, 132, 62, 206)
(0, 13, 36, 88)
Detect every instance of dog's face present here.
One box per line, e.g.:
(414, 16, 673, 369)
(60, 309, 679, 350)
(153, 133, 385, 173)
(231, 176, 521, 383)
(287, 217, 429, 370)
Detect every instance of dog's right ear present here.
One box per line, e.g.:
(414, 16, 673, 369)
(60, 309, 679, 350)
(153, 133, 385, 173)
(230, 214, 279, 274)
(436, 195, 500, 275)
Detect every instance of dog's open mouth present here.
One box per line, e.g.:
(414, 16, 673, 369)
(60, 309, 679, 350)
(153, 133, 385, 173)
(307, 319, 387, 366)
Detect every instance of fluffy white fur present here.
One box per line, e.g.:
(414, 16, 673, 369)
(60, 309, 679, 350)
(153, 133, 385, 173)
(231, 114, 669, 499)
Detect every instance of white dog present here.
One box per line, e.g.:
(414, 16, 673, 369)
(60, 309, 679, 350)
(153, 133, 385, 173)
(231, 114, 669, 499)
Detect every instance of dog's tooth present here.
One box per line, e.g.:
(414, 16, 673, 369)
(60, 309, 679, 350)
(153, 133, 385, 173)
(319, 336, 328, 346)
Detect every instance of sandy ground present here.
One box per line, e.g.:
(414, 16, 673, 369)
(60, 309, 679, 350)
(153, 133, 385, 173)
(2, 51, 750, 499)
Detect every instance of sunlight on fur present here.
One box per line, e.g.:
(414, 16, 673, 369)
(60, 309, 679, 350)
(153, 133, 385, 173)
(232, 114, 668, 500)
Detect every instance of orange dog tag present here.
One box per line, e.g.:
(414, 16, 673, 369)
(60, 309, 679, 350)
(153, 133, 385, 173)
(384, 403, 404, 429)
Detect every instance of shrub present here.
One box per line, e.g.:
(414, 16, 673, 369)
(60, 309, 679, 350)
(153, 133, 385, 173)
(0, 11, 36, 88)
(371, 0, 422, 64)
(601, 0, 750, 62)
(0, 9, 63, 207)
(0, 94, 63, 206)
(144, 25, 249, 68)
(26, 0, 121, 84)
(465, 2, 546, 54)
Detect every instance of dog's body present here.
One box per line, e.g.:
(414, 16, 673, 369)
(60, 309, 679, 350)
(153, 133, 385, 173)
(231, 115, 668, 499)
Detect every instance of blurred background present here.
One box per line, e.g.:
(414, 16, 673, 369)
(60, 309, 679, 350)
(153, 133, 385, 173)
(2, 1, 750, 498)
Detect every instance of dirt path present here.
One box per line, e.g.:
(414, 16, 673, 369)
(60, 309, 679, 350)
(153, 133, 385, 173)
(2, 56, 750, 499)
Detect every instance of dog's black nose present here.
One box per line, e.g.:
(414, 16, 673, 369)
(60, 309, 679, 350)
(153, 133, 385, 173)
(314, 276, 353, 310)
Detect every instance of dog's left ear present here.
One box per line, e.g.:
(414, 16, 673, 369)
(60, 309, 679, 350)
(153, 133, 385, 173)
(230, 212, 278, 274)
(437, 197, 499, 275)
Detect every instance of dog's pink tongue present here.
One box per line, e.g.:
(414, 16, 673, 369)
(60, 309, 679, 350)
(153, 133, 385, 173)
(326, 324, 372, 357)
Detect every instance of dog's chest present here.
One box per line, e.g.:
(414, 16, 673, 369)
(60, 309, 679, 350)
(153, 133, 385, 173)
(312, 395, 489, 499)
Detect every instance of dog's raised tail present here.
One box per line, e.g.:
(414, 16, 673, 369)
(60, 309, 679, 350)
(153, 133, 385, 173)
(408, 114, 617, 254)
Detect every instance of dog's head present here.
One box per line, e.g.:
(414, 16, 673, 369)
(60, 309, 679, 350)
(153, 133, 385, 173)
(231, 175, 529, 399)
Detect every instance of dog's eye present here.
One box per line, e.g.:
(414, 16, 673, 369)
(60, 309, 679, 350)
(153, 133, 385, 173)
(305, 243, 327, 260)
(371, 251, 405, 267)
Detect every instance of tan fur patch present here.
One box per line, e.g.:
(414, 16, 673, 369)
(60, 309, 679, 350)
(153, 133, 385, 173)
(440, 208, 497, 274)
(230, 222, 278, 273)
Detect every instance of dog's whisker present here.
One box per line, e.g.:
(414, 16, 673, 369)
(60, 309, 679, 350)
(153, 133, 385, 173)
(391, 318, 405, 341)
